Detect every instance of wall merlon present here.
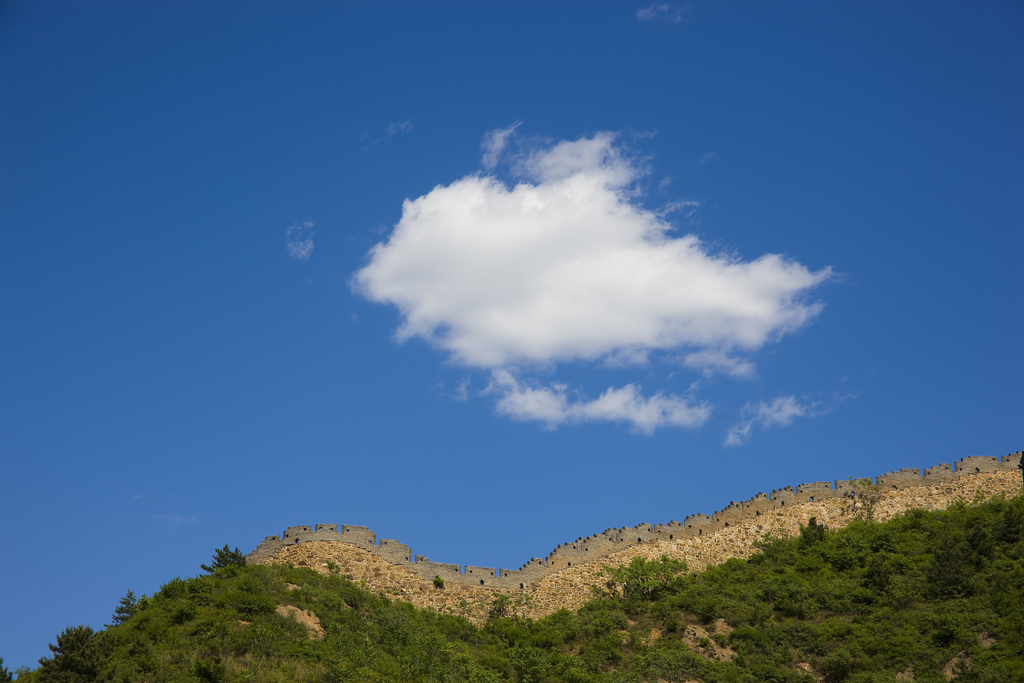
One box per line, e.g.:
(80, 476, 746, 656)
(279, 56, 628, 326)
(465, 566, 496, 584)
(955, 455, 1003, 474)
(834, 480, 860, 493)
(770, 486, 796, 505)
(519, 558, 546, 570)
(712, 504, 749, 524)
(683, 513, 711, 533)
(414, 561, 462, 579)
(995, 452, 1022, 470)
(340, 525, 375, 545)
(377, 539, 412, 563)
(794, 481, 837, 498)
(922, 464, 954, 480)
(876, 469, 924, 489)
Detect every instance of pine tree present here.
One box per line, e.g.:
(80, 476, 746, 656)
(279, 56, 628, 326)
(110, 589, 138, 626)
(37, 625, 100, 683)
(0, 657, 14, 683)
(200, 544, 246, 573)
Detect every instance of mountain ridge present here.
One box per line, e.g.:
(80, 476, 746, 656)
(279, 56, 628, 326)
(249, 451, 1023, 624)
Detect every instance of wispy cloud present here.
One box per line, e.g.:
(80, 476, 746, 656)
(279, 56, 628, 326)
(657, 199, 701, 218)
(637, 3, 688, 24)
(286, 221, 315, 260)
(388, 120, 413, 136)
(487, 370, 711, 434)
(700, 151, 718, 164)
(361, 120, 414, 150)
(157, 513, 198, 533)
(725, 396, 827, 447)
(434, 376, 472, 402)
(480, 121, 522, 169)
(682, 350, 756, 379)
(453, 376, 471, 401)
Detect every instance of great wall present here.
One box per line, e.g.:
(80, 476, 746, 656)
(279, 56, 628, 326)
(247, 451, 1023, 623)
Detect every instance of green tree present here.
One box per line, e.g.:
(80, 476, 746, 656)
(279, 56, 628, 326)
(998, 504, 1022, 543)
(604, 555, 688, 600)
(200, 544, 246, 573)
(508, 646, 548, 683)
(822, 648, 854, 683)
(37, 625, 101, 683)
(109, 589, 138, 626)
(0, 657, 13, 683)
(488, 593, 511, 619)
(800, 516, 827, 547)
(927, 533, 972, 595)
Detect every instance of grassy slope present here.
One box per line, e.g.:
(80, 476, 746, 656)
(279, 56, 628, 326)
(10, 494, 1024, 683)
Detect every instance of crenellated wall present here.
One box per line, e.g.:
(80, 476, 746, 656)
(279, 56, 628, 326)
(246, 451, 1022, 591)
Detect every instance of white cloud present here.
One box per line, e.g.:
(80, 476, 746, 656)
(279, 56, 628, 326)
(354, 129, 832, 432)
(286, 221, 315, 260)
(481, 121, 522, 169)
(637, 3, 687, 24)
(488, 370, 710, 434)
(701, 151, 718, 164)
(725, 396, 824, 446)
(355, 132, 830, 369)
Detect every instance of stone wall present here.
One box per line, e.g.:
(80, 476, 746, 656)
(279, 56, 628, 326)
(250, 452, 1022, 624)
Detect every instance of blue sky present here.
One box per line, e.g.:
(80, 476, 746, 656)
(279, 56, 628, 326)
(1, 0, 1021, 669)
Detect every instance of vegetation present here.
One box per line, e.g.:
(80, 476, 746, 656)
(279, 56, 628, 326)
(9, 495, 1024, 682)
(200, 546, 247, 574)
(109, 590, 139, 627)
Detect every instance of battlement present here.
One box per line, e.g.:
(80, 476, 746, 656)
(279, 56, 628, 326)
(246, 451, 1022, 590)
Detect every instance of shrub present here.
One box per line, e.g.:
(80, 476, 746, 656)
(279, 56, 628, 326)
(488, 594, 511, 619)
(603, 555, 688, 601)
(822, 648, 854, 682)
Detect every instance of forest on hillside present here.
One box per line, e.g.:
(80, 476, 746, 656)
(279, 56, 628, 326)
(4, 494, 1023, 683)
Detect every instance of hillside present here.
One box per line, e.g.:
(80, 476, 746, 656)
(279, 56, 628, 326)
(247, 456, 1024, 624)
(7, 490, 1023, 682)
